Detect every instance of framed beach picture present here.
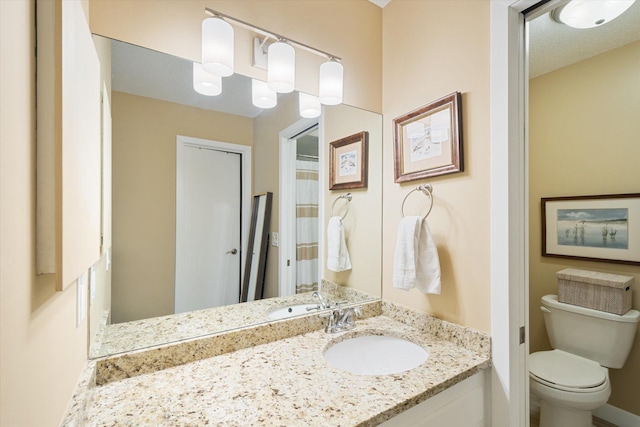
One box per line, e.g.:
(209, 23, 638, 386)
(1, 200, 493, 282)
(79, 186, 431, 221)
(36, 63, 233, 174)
(393, 92, 463, 183)
(542, 194, 640, 265)
(329, 131, 368, 190)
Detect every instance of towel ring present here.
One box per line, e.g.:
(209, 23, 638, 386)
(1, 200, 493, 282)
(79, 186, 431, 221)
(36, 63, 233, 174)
(401, 184, 433, 220)
(331, 193, 352, 220)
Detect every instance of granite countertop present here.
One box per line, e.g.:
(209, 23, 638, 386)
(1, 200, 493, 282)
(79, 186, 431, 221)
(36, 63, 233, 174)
(80, 307, 490, 427)
(93, 281, 377, 358)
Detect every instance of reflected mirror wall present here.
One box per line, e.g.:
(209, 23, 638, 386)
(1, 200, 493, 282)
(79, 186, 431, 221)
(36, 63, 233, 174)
(91, 36, 382, 358)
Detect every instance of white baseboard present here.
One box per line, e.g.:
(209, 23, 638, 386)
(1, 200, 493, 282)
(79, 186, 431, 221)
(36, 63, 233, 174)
(593, 404, 640, 427)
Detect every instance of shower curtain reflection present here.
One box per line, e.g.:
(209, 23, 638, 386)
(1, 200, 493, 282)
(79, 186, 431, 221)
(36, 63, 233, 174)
(295, 157, 319, 293)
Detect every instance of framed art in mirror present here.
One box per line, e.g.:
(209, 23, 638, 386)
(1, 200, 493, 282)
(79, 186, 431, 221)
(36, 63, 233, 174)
(542, 193, 640, 265)
(329, 131, 368, 190)
(393, 91, 462, 183)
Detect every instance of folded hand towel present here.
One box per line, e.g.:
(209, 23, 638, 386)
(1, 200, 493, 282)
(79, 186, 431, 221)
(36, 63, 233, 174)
(327, 216, 351, 272)
(393, 216, 441, 294)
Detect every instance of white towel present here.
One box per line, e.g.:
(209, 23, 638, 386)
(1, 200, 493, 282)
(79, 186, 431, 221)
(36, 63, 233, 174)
(393, 216, 441, 294)
(326, 216, 351, 272)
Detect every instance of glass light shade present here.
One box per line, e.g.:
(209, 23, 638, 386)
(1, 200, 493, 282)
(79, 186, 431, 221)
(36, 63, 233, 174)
(319, 60, 343, 105)
(202, 17, 234, 77)
(298, 93, 321, 118)
(193, 62, 222, 96)
(267, 41, 295, 93)
(252, 79, 277, 109)
(557, 0, 635, 29)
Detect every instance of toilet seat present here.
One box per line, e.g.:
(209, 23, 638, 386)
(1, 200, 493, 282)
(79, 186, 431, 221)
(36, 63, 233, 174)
(529, 350, 607, 393)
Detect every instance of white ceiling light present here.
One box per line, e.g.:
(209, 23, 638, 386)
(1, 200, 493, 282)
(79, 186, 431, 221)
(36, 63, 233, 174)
(553, 0, 636, 29)
(267, 41, 295, 93)
(193, 62, 222, 96)
(299, 93, 321, 118)
(202, 17, 234, 77)
(319, 59, 344, 105)
(252, 79, 277, 109)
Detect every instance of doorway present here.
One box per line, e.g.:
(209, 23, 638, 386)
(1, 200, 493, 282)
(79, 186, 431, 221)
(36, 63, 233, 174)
(279, 119, 321, 297)
(175, 135, 251, 313)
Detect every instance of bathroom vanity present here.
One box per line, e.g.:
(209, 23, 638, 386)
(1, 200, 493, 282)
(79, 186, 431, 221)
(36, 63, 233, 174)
(63, 299, 490, 426)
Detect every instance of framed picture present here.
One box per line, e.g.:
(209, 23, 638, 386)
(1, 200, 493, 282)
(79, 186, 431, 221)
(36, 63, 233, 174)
(329, 131, 368, 190)
(393, 92, 463, 183)
(542, 194, 640, 265)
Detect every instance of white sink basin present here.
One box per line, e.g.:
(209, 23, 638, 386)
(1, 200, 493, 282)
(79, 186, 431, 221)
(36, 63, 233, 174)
(324, 334, 428, 375)
(267, 303, 320, 320)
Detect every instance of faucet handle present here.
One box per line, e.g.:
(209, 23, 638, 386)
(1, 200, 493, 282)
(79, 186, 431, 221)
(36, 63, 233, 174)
(319, 309, 338, 333)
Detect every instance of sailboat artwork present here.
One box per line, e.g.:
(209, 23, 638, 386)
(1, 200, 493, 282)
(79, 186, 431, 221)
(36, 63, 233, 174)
(556, 208, 628, 249)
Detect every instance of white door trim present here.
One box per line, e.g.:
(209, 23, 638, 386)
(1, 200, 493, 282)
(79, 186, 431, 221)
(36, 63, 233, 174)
(490, 1, 540, 426)
(176, 135, 252, 287)
(278, 118, 320, 297)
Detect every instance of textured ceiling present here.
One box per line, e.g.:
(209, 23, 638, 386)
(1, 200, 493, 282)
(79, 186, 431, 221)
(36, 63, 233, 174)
(110, 38, 264, 118)
(529, 1, 640, 78)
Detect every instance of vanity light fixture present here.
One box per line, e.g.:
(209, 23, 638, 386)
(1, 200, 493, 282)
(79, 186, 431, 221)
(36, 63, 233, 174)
(299, 92, 321, 118)
(319, 59, 344, 105)
(203, 8, 344, 108)
(201, 16, 234, 76)
(252, 79, 277, 109)
(552, 0, 636, 29)
(267, 40, 295, 93)
(192, 62, 222, 96)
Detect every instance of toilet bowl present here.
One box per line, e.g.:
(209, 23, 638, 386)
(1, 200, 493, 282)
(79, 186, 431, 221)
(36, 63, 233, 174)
(530, 295, 640, 427)
(530, 350, 611, 427)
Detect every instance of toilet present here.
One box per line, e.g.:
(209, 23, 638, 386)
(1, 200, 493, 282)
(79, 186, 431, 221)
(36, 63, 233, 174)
(530, 294, 640, 427)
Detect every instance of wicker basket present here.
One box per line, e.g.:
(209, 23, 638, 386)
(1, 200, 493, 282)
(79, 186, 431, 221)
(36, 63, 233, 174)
(556, 268, 633, 315)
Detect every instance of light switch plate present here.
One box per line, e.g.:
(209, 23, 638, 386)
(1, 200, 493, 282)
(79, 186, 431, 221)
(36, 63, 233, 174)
(272, 232, 279, 247)
(76, 272, 87, 327)
(89, 265, 96, 305)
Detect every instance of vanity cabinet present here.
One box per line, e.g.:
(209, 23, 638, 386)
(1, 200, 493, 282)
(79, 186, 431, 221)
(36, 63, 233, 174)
(381, 371, 488, 426)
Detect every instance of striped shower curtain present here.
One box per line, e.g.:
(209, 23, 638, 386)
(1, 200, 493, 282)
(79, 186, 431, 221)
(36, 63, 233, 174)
(295, 160, 319, 293)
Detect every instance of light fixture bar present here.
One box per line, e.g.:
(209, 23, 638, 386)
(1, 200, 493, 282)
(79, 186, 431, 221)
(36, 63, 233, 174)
(204, 8, 342, 62)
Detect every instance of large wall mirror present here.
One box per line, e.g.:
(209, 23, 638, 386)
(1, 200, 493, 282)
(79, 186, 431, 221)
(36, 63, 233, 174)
(90, 36, 382, 358)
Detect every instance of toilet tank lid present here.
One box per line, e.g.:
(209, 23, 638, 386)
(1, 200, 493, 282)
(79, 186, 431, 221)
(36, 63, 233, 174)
(542, 294, 640, 322)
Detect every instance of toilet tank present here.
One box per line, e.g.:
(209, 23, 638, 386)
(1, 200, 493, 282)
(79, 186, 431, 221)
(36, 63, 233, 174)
(541, 294, 640, 368)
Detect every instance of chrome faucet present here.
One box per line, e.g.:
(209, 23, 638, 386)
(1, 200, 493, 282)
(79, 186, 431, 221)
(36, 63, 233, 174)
(310, 291, 332, 310)
(319, 305, 362, 333)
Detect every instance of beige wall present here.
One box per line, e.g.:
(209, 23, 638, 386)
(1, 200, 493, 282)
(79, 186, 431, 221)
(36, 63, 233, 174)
(89, 0, 382, 113)
(0, 1, 89, 425)
(111, 91, 253, 322)
(323, 104, 383, 297)
(381, 0, 491, 333)
(529, 41, 640, 415)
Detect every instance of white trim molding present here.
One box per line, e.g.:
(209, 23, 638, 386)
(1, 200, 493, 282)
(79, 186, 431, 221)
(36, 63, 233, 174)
(490, 1, 540, 426)
(594, 404, 640, 427)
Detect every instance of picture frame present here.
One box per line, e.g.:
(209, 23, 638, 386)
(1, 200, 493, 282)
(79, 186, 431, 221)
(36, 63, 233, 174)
(541, 194, 640, 266)
(329, 131, 368, 190)
(393, 92, 463, 183)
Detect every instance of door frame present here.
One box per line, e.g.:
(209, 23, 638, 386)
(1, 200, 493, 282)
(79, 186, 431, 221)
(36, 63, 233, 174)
(490, 1, 542, 425)
(278, 118, 320, 297)
(175, 135, 252, 298)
